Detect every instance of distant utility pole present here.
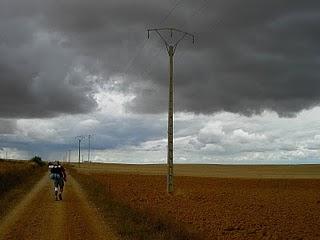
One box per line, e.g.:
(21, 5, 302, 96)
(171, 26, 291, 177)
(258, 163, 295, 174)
(75, 136, 85, 167)
(88, 134, 92, 163)
(68, 150, 71, 163)
(5, 151, 7, 160)
(147, 28, 195, 193)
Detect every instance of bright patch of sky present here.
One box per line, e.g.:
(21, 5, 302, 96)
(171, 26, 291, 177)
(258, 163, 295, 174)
(1, 84, 320, 164)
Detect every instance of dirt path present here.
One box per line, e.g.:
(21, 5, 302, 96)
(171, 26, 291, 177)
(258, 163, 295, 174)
(0, 174, 118, 240)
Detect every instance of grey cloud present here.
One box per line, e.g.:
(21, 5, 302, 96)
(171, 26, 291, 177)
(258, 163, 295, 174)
(0, 119, 17, 134)
(1, 0, 320, 117)
(0, 1, 97, 118)
(126, 1, 320, 116)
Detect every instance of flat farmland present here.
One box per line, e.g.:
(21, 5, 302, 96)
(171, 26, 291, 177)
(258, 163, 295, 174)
(72, 163, 320, 239)
(0, 159, 31, 174)
(0, 160, 46, 220)
(76, 163, 320, 178)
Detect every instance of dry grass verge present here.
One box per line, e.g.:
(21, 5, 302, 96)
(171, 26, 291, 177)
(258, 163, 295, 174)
(70, 167, 199, 240)
(0, 160, 46, 219)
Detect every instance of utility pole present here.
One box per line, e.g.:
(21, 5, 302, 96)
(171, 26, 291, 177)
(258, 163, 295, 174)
(68, 150, 71, 163)
(147, 28, 195, 193)
(75, 136, 85, 167)
(88, 134, 91, 163)
(78, 139, 81, 166)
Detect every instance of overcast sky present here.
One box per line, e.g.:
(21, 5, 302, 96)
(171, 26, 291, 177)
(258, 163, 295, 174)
(1, 0, 320, 163)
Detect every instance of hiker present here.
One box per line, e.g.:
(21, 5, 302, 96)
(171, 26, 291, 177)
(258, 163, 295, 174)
(49, 161, 67, 201)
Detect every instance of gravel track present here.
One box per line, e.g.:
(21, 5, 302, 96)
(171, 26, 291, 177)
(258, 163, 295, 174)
(0, 174, 118, 240)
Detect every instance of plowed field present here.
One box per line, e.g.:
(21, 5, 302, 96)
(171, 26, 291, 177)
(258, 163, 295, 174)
(87, 173, 320, 239)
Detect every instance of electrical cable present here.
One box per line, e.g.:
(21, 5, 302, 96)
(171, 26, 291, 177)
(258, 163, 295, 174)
(122, 0, 185, 77)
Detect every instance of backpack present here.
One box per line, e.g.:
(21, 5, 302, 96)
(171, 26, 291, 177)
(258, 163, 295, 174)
(49, 164, 62, 180)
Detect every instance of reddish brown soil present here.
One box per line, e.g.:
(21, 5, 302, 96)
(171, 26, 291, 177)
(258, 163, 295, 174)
(90, 173, 320, 239)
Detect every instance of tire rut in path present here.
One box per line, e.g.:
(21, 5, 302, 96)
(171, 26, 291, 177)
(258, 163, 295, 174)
(0, 174, 118, 240)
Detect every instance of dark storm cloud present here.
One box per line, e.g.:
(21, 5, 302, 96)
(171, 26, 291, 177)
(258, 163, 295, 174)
(126, 1, 320, 116)
(0, 0, 97, 118)
(1, 0, 320, 117)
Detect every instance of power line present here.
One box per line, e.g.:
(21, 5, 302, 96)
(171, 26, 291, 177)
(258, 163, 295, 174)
(123, 0, 215, 82)
(174, 1, 224, 65)
(158, 0, 184, 24)
(140, 0, 211, 80)
(177, 0, 209, 29)
(122, 0, 185, 77)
